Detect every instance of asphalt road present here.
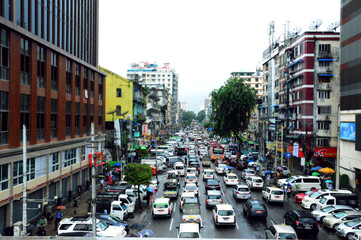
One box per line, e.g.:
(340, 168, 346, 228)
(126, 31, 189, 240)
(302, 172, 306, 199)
(130, 158, 340, 239)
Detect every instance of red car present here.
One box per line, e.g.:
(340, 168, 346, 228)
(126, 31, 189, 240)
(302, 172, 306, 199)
(295, 189, 318, 203)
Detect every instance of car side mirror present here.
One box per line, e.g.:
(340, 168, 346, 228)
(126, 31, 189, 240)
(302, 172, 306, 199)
(176, 227, 179, 229)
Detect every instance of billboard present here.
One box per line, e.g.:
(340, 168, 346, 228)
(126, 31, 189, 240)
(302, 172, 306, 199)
(340, 122, 355, 141)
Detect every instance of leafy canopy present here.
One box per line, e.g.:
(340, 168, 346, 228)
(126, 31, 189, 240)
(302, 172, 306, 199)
(197, 110, 206, 122)
(182, 111, 196, 127)
(124, 163, 152, 186)
(210, 78, 256, 140)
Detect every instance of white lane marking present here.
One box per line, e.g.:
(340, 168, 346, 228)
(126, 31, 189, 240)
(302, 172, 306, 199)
(236, 222, 239, 229)
(173, 202, 176, 212)
(169, 217, 174, 231)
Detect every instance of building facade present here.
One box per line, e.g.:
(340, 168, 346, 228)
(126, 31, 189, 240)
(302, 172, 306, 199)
(0, 0, 106, 235)
(339, 0, 361, 189)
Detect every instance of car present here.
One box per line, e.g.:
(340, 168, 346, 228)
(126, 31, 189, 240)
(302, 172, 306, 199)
(277, 176, 321, 192)
(95, 214, 130, 234)
(323, 211, 361, 230)
(189, 161, 201, 172)
(295, 189, 318, 203)
(184, 183, 199, 197)
(58, 216, 127, 237)
(215, 164, 227, 174)
(202, 169, 215, 181)
(262, 187, 284, 203)
(163, 179, 179, 199)
(202, 161, 211, 167)
(301, 189, 353, 210)
(174, 163, 186, 176)
(212, 204, 236, 227)
(312, 205, 355, 223)
(149, 179, 159, 191)
(232, 185, 252, 200)
(177, 223, 201, 238)
(246, 176, 264, 189)
(185, 174, 198, 186)
(223, 173, 239, 186)
(152, 198, 173, 218)
(166, 170, 179, 181)
(205, 190, 223, 209)
(243, 199, 268, 219)
(284, 210, 319, 238)
(179, 192, 197, 211)
(236, 161, 247, 171)
(336, 218, 361, 239)
(205, 179, 221, 191)
(241, 169, 256, 179)
(182, 198, 202, 226)
(186, 167, 198, 176)
(228, 158, 237, 166)
(265, 224, 298, 240)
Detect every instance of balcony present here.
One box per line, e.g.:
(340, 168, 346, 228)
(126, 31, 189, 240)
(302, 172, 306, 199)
(318, 66, 333, 75)
(317, 83, 332, 90)
(316, 129, 332, 137)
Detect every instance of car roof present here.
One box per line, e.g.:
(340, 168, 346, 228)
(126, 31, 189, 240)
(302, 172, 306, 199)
(154, 198, 170, 203)
(273, 224, 297, 233)
(250, 176, 263, 179)
(227, 173, 237, 177)
(187, 167, 196, 170)
(292, 210, 315, 217)
(216, 204, 234, 210)
(265, 187, 283, 191)
(183, 198, 199, 204)
(185, 183, 197, 187)
(181, 192, 195, 197)
(236, 184, 249, 188)
(179, 223, 199, 232)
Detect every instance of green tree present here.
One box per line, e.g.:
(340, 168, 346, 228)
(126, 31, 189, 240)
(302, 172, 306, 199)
(182, 111, 196, 127)
(138, 148, 149, 159)
(210, 78, 256, 151)
(124, 163, 152, 209)
(197, 110, 206, 122)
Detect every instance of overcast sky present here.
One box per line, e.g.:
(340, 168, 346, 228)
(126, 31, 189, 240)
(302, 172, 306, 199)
(99, 0, 340, 113)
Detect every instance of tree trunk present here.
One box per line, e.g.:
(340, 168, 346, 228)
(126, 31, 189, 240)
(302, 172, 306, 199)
(137, 185, 142, 210)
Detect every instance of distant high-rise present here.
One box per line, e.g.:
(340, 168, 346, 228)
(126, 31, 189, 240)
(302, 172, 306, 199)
(181, 102, 188, 112)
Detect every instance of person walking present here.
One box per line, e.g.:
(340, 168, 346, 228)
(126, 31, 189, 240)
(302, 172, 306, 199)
(266, 174, 271, 186)
(287, 186, 292, 200)
(37, 224, 46, 236)
(44, 203, 52, 222)
(54, 209, 63, 230)
(100, 178, 104, 190)
(72, 199, 78, 216)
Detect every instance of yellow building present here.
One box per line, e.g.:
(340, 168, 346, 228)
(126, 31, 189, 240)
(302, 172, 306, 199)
(100, 67, 133, 122)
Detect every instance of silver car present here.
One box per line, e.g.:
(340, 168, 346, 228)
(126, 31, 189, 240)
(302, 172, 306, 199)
(205, 190, 223, 209)
(232, 185, 251, 200)
(312, 205, 355, 222)
(336, 218, 361, 239)
(323, 211, 361, 230)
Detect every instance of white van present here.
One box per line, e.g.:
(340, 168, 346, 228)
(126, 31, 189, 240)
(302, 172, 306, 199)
(110, 201, 128, 220)
(301, 189, 353, 210)
(277, 176, 321, 192)
(152, 198, 173, 218)
(117, 194, 135, 213)
(174, 163, 185, 176)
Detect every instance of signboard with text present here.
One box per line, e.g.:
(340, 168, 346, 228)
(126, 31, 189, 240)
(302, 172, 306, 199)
(142, 124, 148, 134)
(340, 122, 355, 141)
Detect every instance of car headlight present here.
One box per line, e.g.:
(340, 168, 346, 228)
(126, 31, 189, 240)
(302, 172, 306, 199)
(303, 199, 309, 202)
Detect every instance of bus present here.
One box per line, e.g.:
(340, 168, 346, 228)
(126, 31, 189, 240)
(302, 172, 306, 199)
(208, 141, 224, 162)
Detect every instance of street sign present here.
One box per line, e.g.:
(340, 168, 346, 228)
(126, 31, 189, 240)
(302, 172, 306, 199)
(114, 163, 122, 166)
(285, 152, 292, 158)
(142, 124, 147, 134)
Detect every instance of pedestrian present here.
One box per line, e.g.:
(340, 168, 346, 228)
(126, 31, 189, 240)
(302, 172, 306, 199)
(146, 190, 151, 205)
(111, 174, 115, 185)
(44, 203, 52, 222)
(287, 186, 292, 200)
(108, 173, 112, 185)
(266, 174, 271, 186)
(327, 182, 333, 189)
(100, 178, 104, 190)
(54, 209, 63, 230)
(37, 224, 46, 236)
(37, 215, 47, 228)
(72, 199, 78, 216)
(150, 193, 154, 204)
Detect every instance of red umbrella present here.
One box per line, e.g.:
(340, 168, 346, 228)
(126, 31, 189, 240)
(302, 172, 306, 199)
(56, 206, 66, 210)
(115, 169, 121, 171)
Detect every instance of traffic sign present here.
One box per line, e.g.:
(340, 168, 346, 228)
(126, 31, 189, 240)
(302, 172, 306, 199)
(285, 152, 292, 158)
(114, 163, 122, 166)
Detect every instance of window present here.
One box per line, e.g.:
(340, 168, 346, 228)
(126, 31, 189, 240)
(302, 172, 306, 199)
(116, 105, 121, 116)
(20, 38, 31, 85)
(37, 0, 42, 38)
(255, 84, 259, 88)
(317, 138, 330, 147)
(66, 101, 71, 137)
(296, 106, 302, 114)
(75, 64, 80, 96)
(13, 158, 35, 186)
(98, 75, 103, 101)
(37, 96, 45, 141)
(0, 29, 9, 81)
(75, 102, 80, 136)
(37, 46, 46, 88)
(98, 106, 103, 132)
(90, 105, 94, 124)
(318, 106, 331, 115)
(90, 72, 94, 98)
(0, 91, 9, 145)
(0, 164, 9, 190)
(319, 44, 331, 53)
(83, 67, 88, 91)
(20, 94, 30, 143)
(66, 60, 72, 94)
(318, 91, 331, 99)
(51, 52, 58, 91)
(317, 121, 330, 130)
(319, 76, 331, 83)
(319, 61, 331, 67)
(116, 88, 122, 98)
(51, 99, 58, 139)
(83, 103, 87, 135)
(63, 148, 77, 167)
(296, 121, 302, 129)
(81, 146, 86, 161)
(51, 152, 60, 172)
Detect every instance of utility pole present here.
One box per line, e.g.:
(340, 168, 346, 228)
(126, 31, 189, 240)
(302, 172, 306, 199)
(335, 105, 341, 189)
(22, 125, 27, 235)
(275, 123, 279, 167)
(91, 123, 96, 236)
(280, 126, 285, 166)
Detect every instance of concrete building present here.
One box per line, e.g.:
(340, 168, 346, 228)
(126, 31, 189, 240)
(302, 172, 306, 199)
(339, 0, 361, 189)
(181, 102, 188, 112)
(204, 99, 211, 121)
(0, 0, 106, 235)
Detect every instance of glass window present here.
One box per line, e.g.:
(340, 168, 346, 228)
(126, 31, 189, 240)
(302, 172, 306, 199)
(75, 102, 80, 136)
(0, 91, 9, 145)
(59, 0, 62, 49)
(37, 0, 42, 38)
(20, 94, 30, 143)
(49, 0, 53, 43)
(51, 99, 58, 139)
(16, 0, 21, 26)
(4, 0, 10, 20)
(37, 96, 45, 141)
(0, 28, 9, 81)
(54, 0, 58, 46)
(66, 59, 72, 94)
(51, 52, 58, 91)
(116, 88, 122, 98)
(63, 148, 77, 167)
(20, 38, 31, 85)
(37, 46, 46, 88)
(13, 158, 35, 186)
(51, 152, 60, 172)
(31, 0, 36, 34)
(0, 164, 9, 190)
(24, 0, 29, 30)
(65, 101, 71, 137)
(43, 0, 47, 40)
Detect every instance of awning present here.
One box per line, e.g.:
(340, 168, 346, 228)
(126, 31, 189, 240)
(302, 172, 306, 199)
(318, 74, 334, 77)
(271, 104, 279, 107)
(287, 59, 303, 69)
(318, 58, 333, 61)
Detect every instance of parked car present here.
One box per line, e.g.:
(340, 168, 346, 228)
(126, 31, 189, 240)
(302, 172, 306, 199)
(265, 224, 298, 240)
(323, 211, 361, 230)
(212, 204, 236, 227)
(262, 187, 284, 203)
(95, 214, 130, 234)
(311, 205, 355, 223)
(302, 189, 353, 210)
(243, 199, 268, 219)
(277, 176, 321, 192)
(284, 210, 319, 238)
(316, 194, 359, 210)
(232, 185, 252, 200)
(295, 189, 318, 203)
(336, 218, 361, 239)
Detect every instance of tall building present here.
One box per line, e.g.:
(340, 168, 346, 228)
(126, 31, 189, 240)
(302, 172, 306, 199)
(204, 99, 211, 121)
(181, 102, 188, 112)
(339, 1, 361, 190)
(0, 1, 106, 234)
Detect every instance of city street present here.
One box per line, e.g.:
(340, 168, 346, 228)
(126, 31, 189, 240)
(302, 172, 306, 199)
(128, 157, 340, 239)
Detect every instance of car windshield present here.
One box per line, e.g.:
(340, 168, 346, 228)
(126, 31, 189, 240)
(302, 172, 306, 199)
(300, 217, 315, 223)
(218, 210, 234, 216)
(179, 232, 200, 238)
(109, 216, 121, 223)
(208, 195, 221, 200)
(321, 206, 335, 212)
(286, 177, 295, 182)
(175, 166, 183, 169)
(228, 175, 237, 179)
(304, 190, 314, 195)
(253, 179, 263, 183)
(208, 180, 218, 185)
(186, 185, 197, 191)
(334, 212, 347, 219)
(154, 203, 168, 208)
(165, 187, 177, 191)
(309, 191, 322, 198)
(246, 170, 255, 174)
(205, 171, 213, 175)
(271, 190, 284, 195)
(345, 218, 361, 227)
(187, 176, 196, 180)
(278, 233, 297, 240)
(237, 188, 249, 192)
(183, 204, 200, 214)
(97, 221, 109, 231)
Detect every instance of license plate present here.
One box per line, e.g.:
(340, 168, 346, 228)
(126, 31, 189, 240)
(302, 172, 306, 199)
(159, 210, 163, 212)
(275, 196, 279, 198)
(231, 180, 234, 182)
(257, 211, 262, 213)
(189, 216, 195, 218)
(223, 217, 229, 220)
(305, 226, 312, 230)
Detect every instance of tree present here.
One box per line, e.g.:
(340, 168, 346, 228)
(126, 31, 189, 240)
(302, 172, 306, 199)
(210, 78, 256, 151)
(182, 111, 196, 127)
(124, 163, 152, 209)
(197, 110, 206, 122)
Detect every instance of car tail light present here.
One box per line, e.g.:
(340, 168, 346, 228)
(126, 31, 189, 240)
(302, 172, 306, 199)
(221, 199, 223, 203)
(296, 221, 299, 226)
(236, 179, 239, 182)
(207, 199, 209, 204)
(206, 185, 210, 188)
(216, 216, 218, 222)
(237, 191, 240, 194)
(183, 218, 186, 221)
(168, 208, 170, 212)
(250, 209, 253, 212)
(316, 222, 319, 227)
(249, 191, 251, 194)
(265, 209, 267, 213)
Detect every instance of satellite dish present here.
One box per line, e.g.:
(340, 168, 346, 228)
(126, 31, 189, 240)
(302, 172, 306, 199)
(327, 21, 340, 32)
(289, 27, 302, 38)
(309, 19, 323, 31)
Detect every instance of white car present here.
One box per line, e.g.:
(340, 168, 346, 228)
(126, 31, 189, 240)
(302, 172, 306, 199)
(174, 163, 185, 176)
(203, 169, 215, 181)
(223, 173, 239, 186)
(58, 216, 126, 237)
(216, 164, 227, 174)
(177, 223, 201, 238)
(262, 187, 284, 203)
(241, 169, 256, 179)
(265, 224, 298, 240)
(246, 176, 264, 189)
(186, 167, 198, 176)
(212, 204, 236, 226)
(183, 183, 199, 197)
(152, 198, 173, 218)
(185, 174, 198, 186)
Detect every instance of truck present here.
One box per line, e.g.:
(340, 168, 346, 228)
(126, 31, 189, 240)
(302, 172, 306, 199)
(92, 195, 128, 221)
(182, 198, 202, 227)
(163, 179, 179, 199)
(141, 159, 167, 173)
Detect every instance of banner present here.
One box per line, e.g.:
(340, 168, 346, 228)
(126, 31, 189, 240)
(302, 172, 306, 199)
(293, 143, 299, 157)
